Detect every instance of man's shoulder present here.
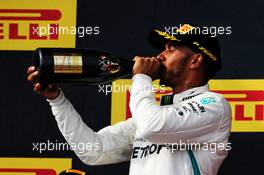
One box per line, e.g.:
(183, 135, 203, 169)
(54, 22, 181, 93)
(190, 90, 229, 108)
(200, 90, 224, 101)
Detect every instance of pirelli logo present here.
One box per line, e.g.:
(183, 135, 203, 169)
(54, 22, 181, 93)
(0, 0, 77, 50)
(111, 79, 264, 132)
(0, 9, 61, 21)
(0, 168, 57, 175)
(214, 90, 263, 121)
(0, 158, 71, 175)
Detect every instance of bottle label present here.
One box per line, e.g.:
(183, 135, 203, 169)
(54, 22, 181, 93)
(53, 54, 83, 74)
(99, 55, 121, 74)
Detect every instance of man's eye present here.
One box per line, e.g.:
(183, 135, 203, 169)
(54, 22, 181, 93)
(165, 44, 177, 52)
(168, 47, 176, 52)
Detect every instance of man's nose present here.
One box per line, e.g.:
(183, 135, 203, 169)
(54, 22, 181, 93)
(157, 52, 166, 61)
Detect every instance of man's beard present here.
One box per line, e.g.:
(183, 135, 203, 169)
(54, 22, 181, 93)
(158, 64, 184, 87)
(158, 55, 190, 87)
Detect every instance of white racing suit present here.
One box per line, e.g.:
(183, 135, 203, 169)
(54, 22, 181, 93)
(48, 74, 232, 175)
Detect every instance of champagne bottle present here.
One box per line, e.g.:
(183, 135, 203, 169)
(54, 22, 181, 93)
(33, 48, 134, 85)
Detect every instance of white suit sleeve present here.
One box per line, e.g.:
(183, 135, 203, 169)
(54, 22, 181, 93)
(129, 74, 231, 144)
(48, 90, 135, 165)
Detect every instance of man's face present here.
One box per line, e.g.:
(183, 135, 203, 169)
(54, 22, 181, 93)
(157, 42, 194, 87)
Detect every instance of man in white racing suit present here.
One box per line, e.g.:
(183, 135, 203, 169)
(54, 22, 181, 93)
(27, 24, 232, 175)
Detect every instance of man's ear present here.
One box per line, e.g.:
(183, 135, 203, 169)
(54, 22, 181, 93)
(189, 54, 203, 69)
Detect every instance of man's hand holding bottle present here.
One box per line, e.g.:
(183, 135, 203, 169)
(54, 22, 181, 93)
(27, 66, 60, 100)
